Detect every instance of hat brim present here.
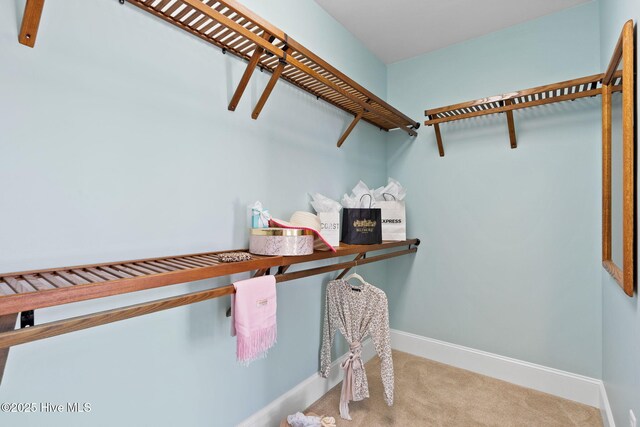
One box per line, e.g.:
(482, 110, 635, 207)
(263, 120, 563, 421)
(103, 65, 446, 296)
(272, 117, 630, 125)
(269, 218, 336, 253)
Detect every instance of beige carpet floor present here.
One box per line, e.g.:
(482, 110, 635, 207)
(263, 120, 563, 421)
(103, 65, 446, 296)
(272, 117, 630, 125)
(304, 351, 602, 427)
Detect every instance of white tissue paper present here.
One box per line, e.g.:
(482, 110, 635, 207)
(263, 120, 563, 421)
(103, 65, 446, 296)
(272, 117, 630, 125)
(341, 180, 377, 208)
(310, 193, 341, 247)
(309, 193, 342, 213)
(373, 177, 407, 201)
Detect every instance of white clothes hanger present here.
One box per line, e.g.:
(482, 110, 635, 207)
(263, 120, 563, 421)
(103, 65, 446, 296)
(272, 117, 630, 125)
(345, 261, 366, 289)
(345, 272, 366, 286)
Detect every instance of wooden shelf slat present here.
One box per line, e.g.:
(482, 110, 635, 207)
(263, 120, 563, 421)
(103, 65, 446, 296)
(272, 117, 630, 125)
(0, 284, 15, 296)
(3, 277, 34, 294)
(0, 240, 419, 316)
(40, 272, 72, 288)
(23, 275, 55, 291)
(57, 271, 88, 285)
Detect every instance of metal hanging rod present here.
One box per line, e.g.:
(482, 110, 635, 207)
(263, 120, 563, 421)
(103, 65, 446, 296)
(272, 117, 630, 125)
(0, 240, 419, 383)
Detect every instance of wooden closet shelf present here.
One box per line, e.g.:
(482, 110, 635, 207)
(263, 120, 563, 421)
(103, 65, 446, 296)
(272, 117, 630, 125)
(0, 239, 418, 382)
(18, 0, 419, 147)
(0, 240, 419, 317)
(0, 240, 418, 347)
(424, 73, 622, 156)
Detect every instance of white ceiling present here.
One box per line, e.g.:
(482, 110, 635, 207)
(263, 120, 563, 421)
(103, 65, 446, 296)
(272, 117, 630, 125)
(314, 0, 591, 64)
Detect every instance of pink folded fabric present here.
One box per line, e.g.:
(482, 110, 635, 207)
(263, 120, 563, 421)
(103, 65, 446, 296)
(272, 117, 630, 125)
(269, 218, 336, 253)
(231, 275, 277, 364)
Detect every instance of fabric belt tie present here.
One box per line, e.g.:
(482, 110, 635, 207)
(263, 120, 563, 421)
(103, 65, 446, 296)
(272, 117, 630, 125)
(339, 341, 362, 420)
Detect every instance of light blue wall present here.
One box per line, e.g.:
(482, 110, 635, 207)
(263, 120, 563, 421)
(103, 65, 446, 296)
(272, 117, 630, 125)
(599, 0, 640, 424)
(0, 1, 390, 426)
(4, 0, 636, 425)
(385, 2, 603, 377)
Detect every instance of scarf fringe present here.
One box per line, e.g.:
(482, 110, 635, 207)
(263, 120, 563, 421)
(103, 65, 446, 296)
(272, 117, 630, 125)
(339, 400, 352, 421)
(236, 324, 277, 365)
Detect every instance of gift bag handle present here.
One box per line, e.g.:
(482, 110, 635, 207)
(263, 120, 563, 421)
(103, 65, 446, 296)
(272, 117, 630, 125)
(359, 194, 373, 208)
(382, 193, 397, 201)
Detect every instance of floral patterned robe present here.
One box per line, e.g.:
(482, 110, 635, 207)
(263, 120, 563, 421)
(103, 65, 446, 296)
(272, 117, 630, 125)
(320, 279, 393, 420)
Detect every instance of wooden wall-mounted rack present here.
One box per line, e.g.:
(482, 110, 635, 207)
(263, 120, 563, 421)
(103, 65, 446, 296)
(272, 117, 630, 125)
(18, 0, 419, 147)
(602, 20, 635, 297)
(0, 239, 419, 383)
(424, 73, 621, 156)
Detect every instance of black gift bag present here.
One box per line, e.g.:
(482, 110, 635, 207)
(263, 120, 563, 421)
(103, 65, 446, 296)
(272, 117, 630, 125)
(341, 195, 382, 245)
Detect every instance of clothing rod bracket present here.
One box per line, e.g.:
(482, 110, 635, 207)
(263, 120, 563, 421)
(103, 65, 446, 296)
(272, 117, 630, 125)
(20, 311, 34, 329)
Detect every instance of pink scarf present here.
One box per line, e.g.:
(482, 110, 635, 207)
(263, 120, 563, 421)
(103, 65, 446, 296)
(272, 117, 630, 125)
(339, 341, 363, 420)
(231, 275, 277, 364)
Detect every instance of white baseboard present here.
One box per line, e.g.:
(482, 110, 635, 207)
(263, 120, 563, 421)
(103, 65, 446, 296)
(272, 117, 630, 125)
(391, 329, 614, 426)
(237, 339, 375, 427)
(599, 382, 615, 427)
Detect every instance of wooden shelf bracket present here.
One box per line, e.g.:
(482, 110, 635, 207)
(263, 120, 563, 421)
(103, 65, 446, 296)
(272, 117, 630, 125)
(337, 111, 364, 147)
(433, 122, 445, 157)
(228, 32, 272, 112)
(0, 314, 17, 384)
(252, 48, 288, 120)
(18, 0, 46, 48)
(335, 253, 366, 279)
(504, 99, 517, 149)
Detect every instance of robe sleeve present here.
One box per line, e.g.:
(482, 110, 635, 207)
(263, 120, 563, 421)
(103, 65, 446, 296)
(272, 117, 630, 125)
(370, 292, 394, 406)
(320, 284, 338, 378)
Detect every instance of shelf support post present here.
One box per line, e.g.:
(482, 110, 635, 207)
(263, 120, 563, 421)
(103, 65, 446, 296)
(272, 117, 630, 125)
(504, 99, 517, 149)
(0, 313, 17, 385)
(19, 0, 46, 48)
(433, 123, 445, 157)
(276, 265, 291, 275)
(337, 111, 364, 148)
(252, 48, 288, 120)
(228, 32, 271, 111)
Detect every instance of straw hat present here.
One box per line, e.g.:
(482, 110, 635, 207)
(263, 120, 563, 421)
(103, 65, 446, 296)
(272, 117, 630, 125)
(269, 211, 336, 252)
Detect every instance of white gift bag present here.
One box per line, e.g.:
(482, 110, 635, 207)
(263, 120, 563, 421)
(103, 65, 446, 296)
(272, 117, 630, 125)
(318, 211, 341, 247)
(377, 196, 406, 241)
